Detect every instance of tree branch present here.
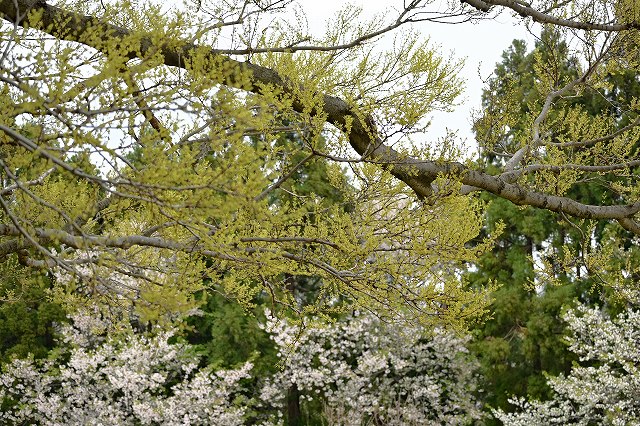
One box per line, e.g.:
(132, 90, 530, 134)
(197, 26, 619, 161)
(463, 0, 639, 31)
(548, 115, 640, 149)
(0, 167, 55, 196)
(254, 153, 315, 202)
(0, 223, 359, 282)
(1, 0, 639, 229)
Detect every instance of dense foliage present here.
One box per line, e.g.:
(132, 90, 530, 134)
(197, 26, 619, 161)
(468, 29, 640, 416)
(0, 260, 66, 363)
(0, 0, 639, 327)
(0, 0, 495, 328)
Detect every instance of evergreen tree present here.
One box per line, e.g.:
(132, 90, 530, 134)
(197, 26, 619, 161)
(0, 259, 66, 363)
(469, 29, 640, 418)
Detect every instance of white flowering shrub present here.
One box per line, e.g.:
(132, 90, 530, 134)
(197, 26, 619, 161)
(0, 311, 264, 426)
(0, 309, 484, 425)
(493, 304, 640, 425)
(261, 312, 485, 425)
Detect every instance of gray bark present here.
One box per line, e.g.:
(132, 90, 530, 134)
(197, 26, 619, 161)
(1, 0, 639, 232)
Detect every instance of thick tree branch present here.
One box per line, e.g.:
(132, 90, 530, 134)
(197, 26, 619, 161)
(618, 218, 640, 235)
(0, 238, 26, 258)
(463, 0, 640, 31)
(1, 0, 640, 228)
(0, 223, 359, 282)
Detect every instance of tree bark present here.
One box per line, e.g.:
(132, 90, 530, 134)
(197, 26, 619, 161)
(1, 0, 639, 231)
(287, 383, 302, 426)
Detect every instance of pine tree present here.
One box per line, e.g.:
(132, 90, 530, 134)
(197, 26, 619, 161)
(469, 29, 640, 418)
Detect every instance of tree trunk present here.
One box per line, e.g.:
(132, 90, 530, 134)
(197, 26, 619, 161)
(287, 383, 302, 426)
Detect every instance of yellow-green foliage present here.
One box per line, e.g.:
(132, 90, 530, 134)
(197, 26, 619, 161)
(0, 0, 493, 329)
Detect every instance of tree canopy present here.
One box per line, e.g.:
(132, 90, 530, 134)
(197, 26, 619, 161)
(467, 28, 640, 415)
(1, 0, 639, 325)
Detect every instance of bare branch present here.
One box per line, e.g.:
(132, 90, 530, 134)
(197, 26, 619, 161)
(464, 0, 639, 31)
(254, 153, 314, 202)
(0, 167, 55, 195)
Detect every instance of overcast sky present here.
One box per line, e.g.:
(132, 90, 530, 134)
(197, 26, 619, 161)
(299, 0, 538, 153)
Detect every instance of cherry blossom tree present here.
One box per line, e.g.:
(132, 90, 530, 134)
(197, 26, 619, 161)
(0, 309, 484, 425)
(0, 310, 267, 426)
(261, 312, 485, 425)
(493, 304, 640, 425)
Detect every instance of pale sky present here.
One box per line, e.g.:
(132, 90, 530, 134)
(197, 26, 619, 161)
(300, 0, 538, 154)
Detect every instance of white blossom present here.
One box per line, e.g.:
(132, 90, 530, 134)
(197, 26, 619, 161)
(260, 312, 485, 425)
(0, 316, 270, 426)
(493, 304, 640, 425)
(1, 309, 484, 425)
